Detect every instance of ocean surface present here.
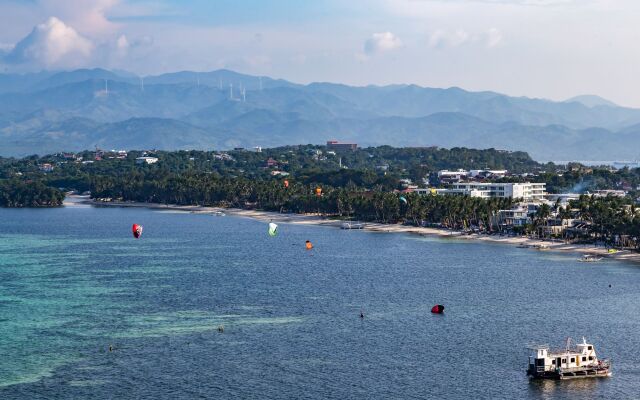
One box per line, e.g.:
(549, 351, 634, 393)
(1, 205, 640, 399)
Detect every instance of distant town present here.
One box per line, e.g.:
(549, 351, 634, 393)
(2, 141, 640, 248)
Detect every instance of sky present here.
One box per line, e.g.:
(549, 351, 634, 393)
(0, 0, 639, 107)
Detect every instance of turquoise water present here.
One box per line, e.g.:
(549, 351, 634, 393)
(1, 206, 640, 399)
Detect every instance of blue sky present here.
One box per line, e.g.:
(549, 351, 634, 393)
(1, 0, 640, 107)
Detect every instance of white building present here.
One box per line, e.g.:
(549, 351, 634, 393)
(497, 208, 530, 226)
(135, 156, 159, 165)
(589, 190, 626, 197)
(547, 193, 580, 207)
(469, 169, 508, 178)
(437, 169, 468, 183)
(435, 182, 546, 201)
(39, 163, 54, 172)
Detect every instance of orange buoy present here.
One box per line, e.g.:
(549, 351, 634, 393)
(305, 240, 313, 250)
(315, 187, 322, 196)
(284, 180, 289, 188)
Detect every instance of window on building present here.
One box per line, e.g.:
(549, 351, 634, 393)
(588, 346, 592, 350)
(589, 356, 594, 361)
(571, 358, 575, 363)
(582, 357, 586, 362)
(562, 358, 566, 363)
(551, 360, 556, 365)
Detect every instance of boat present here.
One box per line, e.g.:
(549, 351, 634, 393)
(341, 222, 365, 230)
(578, 254, 603, 262)
(533, 244, 550, 250)
(527, 338, 611, 380)
(516, 244, 531, 248)
(213, 211, 225, 217)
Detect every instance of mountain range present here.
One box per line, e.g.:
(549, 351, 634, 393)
(1, 68, 639, 160)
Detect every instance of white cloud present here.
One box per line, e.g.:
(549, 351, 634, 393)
(116, 34, 129, 50)
(364, 32, 403, 55)
(428, 29, 470, 48)
(485, 28, 503, 47)
(428, 28, 502, 48)
(4, 17, 94, 68)
(37, 0, 120, 36)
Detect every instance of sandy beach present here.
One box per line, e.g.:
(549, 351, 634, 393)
(65, 195, 640, 264)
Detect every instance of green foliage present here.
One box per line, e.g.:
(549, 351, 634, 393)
(0, 179, 64, 207)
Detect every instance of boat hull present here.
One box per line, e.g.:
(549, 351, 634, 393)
(528, 367, 611, 380)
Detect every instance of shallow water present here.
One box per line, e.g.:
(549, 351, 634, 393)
(1, 206, 639, 399)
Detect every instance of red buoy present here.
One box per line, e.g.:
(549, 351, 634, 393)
(431, 304, 444, 314)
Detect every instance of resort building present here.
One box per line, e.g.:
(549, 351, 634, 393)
(326, 140, 357, 152)
(437, 168, 509, 183)
(469, 169, 508, 178)
(437, 169, 468, 183)
(435, 182, 546, 201)
(135, 156, 159, 165)
(39, 163, 54, 172)
(589, 190, 626, 197)
(547, 193, 581, 207)
(539, 218, 576, 236)
(497, 208, 530, 227)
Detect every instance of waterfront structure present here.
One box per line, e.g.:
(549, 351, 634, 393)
(135, 156, 159, 165)
(539, 218, 576, 236)
(326, 140, 357, 152)
(435, 182, 546, 201)
(497, 208, 530, 227)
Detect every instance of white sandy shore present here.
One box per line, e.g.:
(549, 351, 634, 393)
(64, 195, 640, 264)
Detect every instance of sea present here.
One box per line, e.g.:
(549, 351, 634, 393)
(1, 205, 639, 399)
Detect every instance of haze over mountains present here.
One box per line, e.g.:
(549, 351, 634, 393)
(1, 68, 639, 160)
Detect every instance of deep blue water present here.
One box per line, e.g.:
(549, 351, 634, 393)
(1, 205, 640, 399)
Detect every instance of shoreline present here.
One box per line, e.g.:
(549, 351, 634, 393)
(64, 195, 640, 264)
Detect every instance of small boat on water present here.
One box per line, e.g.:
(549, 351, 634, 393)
(341, 222, 365, 230)
(533, 244, 550, 250)
(527, 338, 611, 380)
(578, 254, 603, 262)
(516, 244, 531, 249)
(213, 211, 225, 217)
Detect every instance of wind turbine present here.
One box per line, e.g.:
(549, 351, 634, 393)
(229, 83, 233, 100)
(139, 76, 144, 91)
(104, 79, 109, 96)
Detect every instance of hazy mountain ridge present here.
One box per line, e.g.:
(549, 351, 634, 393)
(1, 68, 639, 160)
